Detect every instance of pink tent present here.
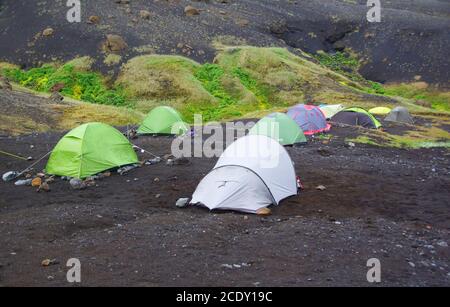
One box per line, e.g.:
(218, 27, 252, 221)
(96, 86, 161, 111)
(287, 104, 331, 135)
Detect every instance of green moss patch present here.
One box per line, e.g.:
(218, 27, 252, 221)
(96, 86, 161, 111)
(3, 61, 126, 106)
(347, 124, 450, 149)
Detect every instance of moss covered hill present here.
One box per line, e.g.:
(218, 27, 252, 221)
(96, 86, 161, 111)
(0, 44, 442, 119)
(1, 44, 449, 150)
(0, 0, 449, 85)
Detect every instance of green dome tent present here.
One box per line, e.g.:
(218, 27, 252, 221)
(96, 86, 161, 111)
(346, 107, 382, 128)
(138, 106, 189, 135)
(332, 107, 382, 129)
(46, 123, 138, 179)
(249, 113, 307, 146)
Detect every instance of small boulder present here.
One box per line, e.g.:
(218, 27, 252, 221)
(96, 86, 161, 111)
(31, 177, 42, 188)
(185, 6, 200, 16)
(70, 178, 87, 190)
(15, 179, 32, 187)
(42, 28, 55, 37)
(88, 15, 100, 24)
(256, 208, 272, 216)
(269, 19, 287, 35)
(103, 34, 128, 53)
(139, 10, 152, 19)
(49, 92, 64, 103)
(3, 171, 19, 182)
(41, 259, 58, 267)
(176, 198, 190, 208)
(38, 182, 50, 192)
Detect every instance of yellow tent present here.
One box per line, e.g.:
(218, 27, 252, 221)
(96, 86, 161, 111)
(369, 107, 392, 116)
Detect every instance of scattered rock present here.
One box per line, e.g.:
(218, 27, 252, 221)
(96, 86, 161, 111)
(99, 171, 111, 178)
(3, 171, 19, 182)
(221, 263, 251, 270)
(163, 154, 175, 160)
(127, 129, 138, 140)
(37, 182, 50, 192)
(15, 179, 32, 186)
(42, 28, 54, 37)
(117, 164, 138, 175)
(88, 15, 100, 24)
(437, 241, 448, 248)
(41, 259, 58, 267)
(185, 6, 200, 16)
(256, 208, 272, 216)
(70, 178, 87, 190)
(269, 19, 288, 35)
(145, 157, 162, 165)
(176, 198, 190, 208)
(49, 92, 64, 103)
(221, 264, 233, 269)
(236, 19, 249, 27)
(31, 177, 42, 187)
(317, 148, 333, 157)
(139, 10, 152, 20)
(103, 34, 128, 53)
(316, 185, 327, 191)
(85, 178, 97, 187)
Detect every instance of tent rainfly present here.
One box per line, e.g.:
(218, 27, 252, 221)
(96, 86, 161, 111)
(138, 106, 189, 135)
(385, 107, 414, 124)
(46, 123, 138, 179)
(332, 107, 382, 129)
(369, 107, 392, 116)
(287, 104, 331, 135)
(249, 113, 307, 146)
(190, 135, 298, 214)
(319, 104, 345, 119)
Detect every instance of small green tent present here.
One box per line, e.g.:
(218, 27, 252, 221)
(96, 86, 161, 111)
(46, 123, 138, 179)
(249, 113, 307, 146)
(340, 107, 382, 129)
(138, 106, 189, 135)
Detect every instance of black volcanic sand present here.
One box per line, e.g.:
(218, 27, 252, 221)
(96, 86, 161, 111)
(0, 0, 449, 84)
(0, 122, 449, 286)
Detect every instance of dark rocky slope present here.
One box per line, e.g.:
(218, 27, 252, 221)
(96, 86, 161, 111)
(0, 0, 448, 85)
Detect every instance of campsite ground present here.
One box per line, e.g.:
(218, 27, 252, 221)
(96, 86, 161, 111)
(0, 115, 449, 287)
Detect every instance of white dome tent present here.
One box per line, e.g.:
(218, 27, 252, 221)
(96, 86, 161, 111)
(190, 135, 298, 214)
